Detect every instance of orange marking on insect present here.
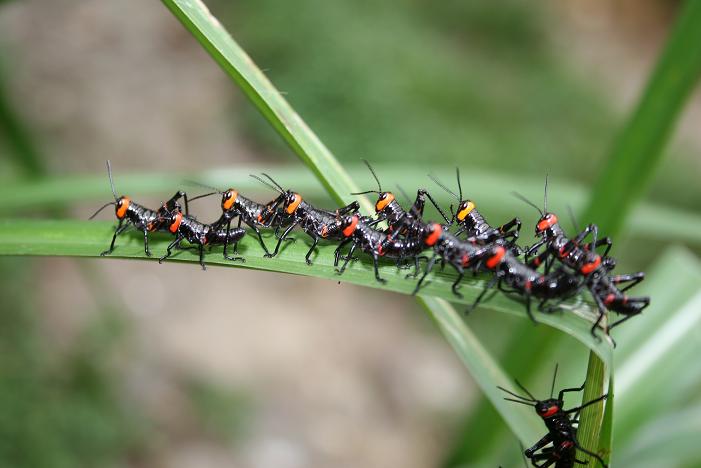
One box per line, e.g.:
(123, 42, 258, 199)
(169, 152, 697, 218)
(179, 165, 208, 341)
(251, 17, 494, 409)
(604, 293, 616, 305)
(222, 190, 238, 210)
(116, 197, 130, 219)
(425, 224, 442, 246)
(533, 257, 541, 266)
(485, 246, 506, 269)
(623, 295, 628, 305)
(456, 201, 476, 221)
(461, 253, 470, 266)
(342, 216, 359, 237)
(286, 193, 302, 214)
(321, 225, 329, 238)
(525, 280, 532, 291)
(542, 406, 559, 418)
(580, 256, 601, 275)
(537, 214, 558, 232)
(375, 193, 395, 212)
(169, 212, 183, 233)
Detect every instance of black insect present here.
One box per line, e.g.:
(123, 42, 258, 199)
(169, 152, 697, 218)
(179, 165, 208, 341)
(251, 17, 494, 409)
(156, 204, 246, 270)
(351, 159, 450, 241)
(428, 168, 521, 247)
(89, 160, 189, 257)
(187, 181, 289, 259)
(409, 221, 493, 297)
(253, 173, 361, 265)
(499, 366, 608, 468)
(468, 244, 582, 322)
(514, 179, 649, 337)
(334, 214, 428, 283)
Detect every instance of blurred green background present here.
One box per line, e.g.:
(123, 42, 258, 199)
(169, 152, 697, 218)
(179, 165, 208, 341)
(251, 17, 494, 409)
(0, 0, 699, 467)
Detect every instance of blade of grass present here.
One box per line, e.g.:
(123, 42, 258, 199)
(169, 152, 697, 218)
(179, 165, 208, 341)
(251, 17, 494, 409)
(419, 297, 542, 444)
(160, 0, 618, 452)
(0, 218, 613, 365)
(161, 0, 370, 213)
(582, 0, 701, 236)
(577, 2, 701, 464)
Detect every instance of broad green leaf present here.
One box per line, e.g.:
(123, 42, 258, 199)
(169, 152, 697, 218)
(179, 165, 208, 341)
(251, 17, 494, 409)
(613, 247, 701, 448)
(615, 404, 701, 468)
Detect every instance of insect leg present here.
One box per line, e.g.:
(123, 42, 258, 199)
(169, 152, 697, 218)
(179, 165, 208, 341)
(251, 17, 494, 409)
(159, 234, 183, 264)
(101, 219, 126, 256)
(305, 235, 319, 265)
(412, 253, 438, 295)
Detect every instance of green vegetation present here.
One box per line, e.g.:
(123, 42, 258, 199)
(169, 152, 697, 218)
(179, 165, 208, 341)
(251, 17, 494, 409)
(0, 0, 699, 466)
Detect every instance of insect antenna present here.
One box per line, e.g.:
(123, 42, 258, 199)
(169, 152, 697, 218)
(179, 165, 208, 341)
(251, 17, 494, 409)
(503, 398, 534, 406)
(250, 174, 283, 194)
(512, 192, 544, 216)
(363, 159, 382, 192)
(550, 363, 559, 398)
(106, 160, 118, 200)
(261, 173, 286, 192)
(184, 180, 223, 202)
(428, 173, 458, 200)
(184, 180, 223, 193)
(515, 379, 538, 401)
(350, 159, 384, 195)
(456, 167, 463, 200)
(88, 202, 116, 220)
(497, 385, 535, 402)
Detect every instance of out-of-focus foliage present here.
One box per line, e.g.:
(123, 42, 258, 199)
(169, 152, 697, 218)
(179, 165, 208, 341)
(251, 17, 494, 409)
(0, 259, 147, 468)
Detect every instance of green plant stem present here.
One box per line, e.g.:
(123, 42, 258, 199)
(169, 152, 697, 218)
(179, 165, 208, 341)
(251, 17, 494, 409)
(577, 353, 607, 465)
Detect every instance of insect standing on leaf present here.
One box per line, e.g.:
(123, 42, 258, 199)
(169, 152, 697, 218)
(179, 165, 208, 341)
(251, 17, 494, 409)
(186, 180, 288, 259)
(89, 160, 190, 257)
(351, 159, 450, 241)
(499, 365, 609, 468)
(428, 167, 521, 247)
(514, 177, 649, 339)
(253, 173, 361, 264)
(334, 214, 428, 283)
(156, 204, 246, 270)
(466, 243, 582, 322)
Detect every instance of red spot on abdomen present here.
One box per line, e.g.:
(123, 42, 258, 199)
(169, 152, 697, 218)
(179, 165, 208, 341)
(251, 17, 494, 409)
(485, 246, 506, 269)
(580, 256, 601, 275)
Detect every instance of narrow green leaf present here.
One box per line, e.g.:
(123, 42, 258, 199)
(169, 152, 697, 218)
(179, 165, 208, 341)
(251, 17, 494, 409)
(576, 352, 608, 466)
(161, 0, 371, 213)
(582, 0, 701, 236)
(598, 378, 615, 465)
(0, 218, 613, 365)
(419, 297, 542, 444)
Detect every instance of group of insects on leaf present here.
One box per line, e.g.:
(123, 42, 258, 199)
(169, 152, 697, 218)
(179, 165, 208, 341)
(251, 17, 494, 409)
(90, 160, 638, 466)
(91, 160, 648, 344)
